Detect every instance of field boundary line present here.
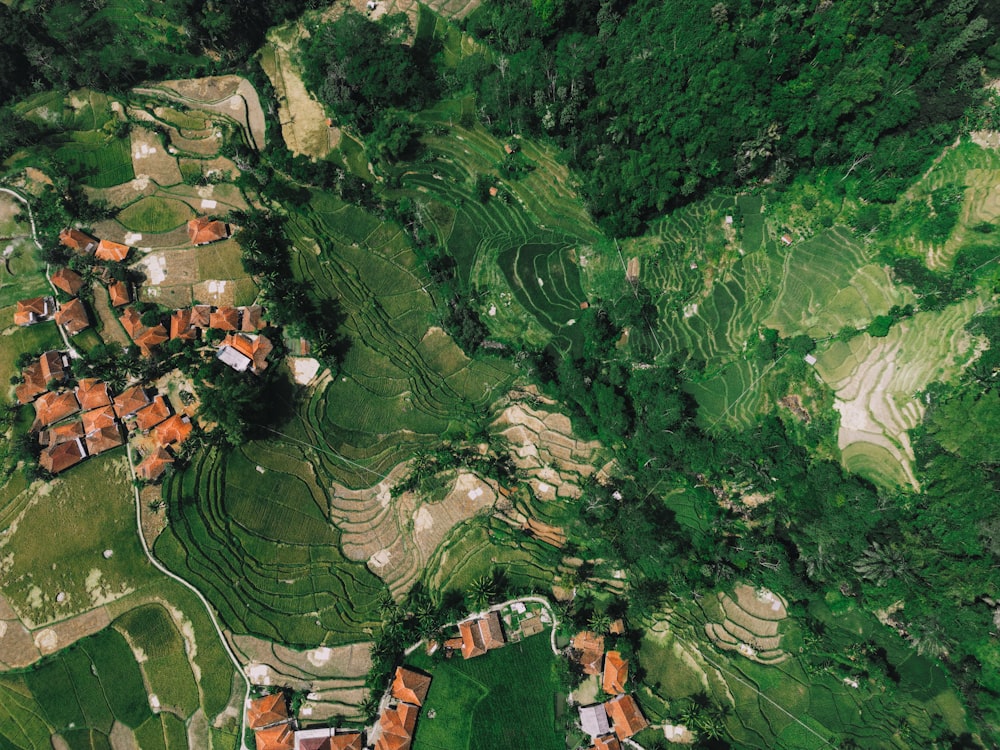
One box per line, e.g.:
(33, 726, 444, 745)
(124, 444, 251, 750)
(700, 652, 834, 747)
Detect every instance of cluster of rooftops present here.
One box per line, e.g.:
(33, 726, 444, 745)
(572, 628, 649, 749)
(244, 664, 433, 750)
(15, 350, 193, 477)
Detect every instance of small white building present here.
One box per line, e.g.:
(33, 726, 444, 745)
(217, 345, 252, 372)
(579, 703, 611, 738)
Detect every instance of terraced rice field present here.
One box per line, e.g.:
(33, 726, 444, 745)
(155, 445, 385, 647)
(286, 192, 515, 487)
(813, 295, 986, 488)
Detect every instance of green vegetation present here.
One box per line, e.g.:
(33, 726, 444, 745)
(117, 196, 195, 233)
(410, 634, 562, 750)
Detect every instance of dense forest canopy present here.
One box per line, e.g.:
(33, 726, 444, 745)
(461, 0, 1000, 233)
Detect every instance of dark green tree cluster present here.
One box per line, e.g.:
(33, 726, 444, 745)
(231, 209, 350, 371)
(461, 0, 997, 234)
(301, 10, 438, 132)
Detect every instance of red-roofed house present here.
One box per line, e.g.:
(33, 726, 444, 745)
(458, 610, 505, 659)
(256, 723, 295, 750)
(210, 305, 240, 331)
(40, 438, 87, 474)
(134, 324, 169, 356)
(134, 394, 171, 431)
(14, 296, 53, 326)
(16, 361, 48, 404)
(240, 304, 264, 331)
(108, 280, 130, 307)
(328, 733, 364, 750)
(391, 667, 431, 706)
(120, 307, 143, 337)
(136, 447, 173, 482)
(96, 239, 131, 262)
(113, 385, 150, 419)
(604, 694, 648, 740)
(59, 228, 98, 254)
(247, 693, 290, 730)
(51, 267, 84, 296)
(572, 631, 605, 676)
(170, 308, 198, 340)
(603, 651, 628, 696)
(55, 297, 90, 336)
(153, 414, 193, 447)
(76, 379, 111, 410)
(32, 391, 80, 430)
(293, 728, 364, 750)
(188, 216, 230, 245)
(39, 421, 85, 447)
(82, 405, 117, 433)
(592, 734, 623, 750)
(39, 350, 69, 384)
(85, 424, 124, 456)
(191, 304, 212, 329)
(375, 702, 418, 750)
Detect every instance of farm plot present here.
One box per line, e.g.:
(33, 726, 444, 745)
(0, 628, 154, 750)
(410, 629, 562, 750)
(156, 445, 386, 647)
(53, 129, 135, 188)
(813, 295, 984, 488)
(285, 193, 515, 488)
(764, 227, 910, 338)
(330, 465, 497, 599)
(117, 196, 194, 233)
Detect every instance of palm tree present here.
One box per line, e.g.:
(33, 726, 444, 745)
(588, 612, 612, 635)
(466, 573, 497, 612)
(853, 541, 911, 586)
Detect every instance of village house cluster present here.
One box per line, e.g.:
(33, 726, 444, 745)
(244, 664, 434, 750)
(573, 627, 649, 750)
(7, 215, 274, 478)
(14, 349, 194, 478)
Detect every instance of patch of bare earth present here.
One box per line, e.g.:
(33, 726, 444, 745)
(330, 464, 496, 599)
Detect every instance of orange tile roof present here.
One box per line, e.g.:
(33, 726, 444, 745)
(108, 280, 130, 307)
(296, 732, 334, 750)
(136, 446, 173, 482)
(16, 361, 47, 404)
(113, 385, 150, 418)
(40, 421, 85, 446)
(376, 703, 418, 750)
(32, 391, 80, 430)
(95, 239, 130, 262)
(191, 304, 212, 328)
(391, 667, 431, 707)
(608, 619, 625, 635)
(135, 395, 171, 431)
(82, 405, 117, 433)
(76, 379, 111, 410)
(170, 308, 198, 340)
(39, 438, 86, 473)
(443, 637, 464, 650)
(153, 414, 193, 447)
(85, 424, 124, 455)
(252, 334, 274, 372)
(55, 297, 90, 336)
(188, 216, 229, 245)
(247, 693, 290, 730)
(593, 734, 622, 750)
(120, 307, 143, 337)
(256, 723, 295, 750)
(59, 228, 98, 254)
(39, 350, 68, 383)
(51, 267, 84, 295)
(134, 324, 168, 355)
(329, 732, 364, 750)
(603, 651, 628, 696)
(604, 695, 648, 740)
(210, 306, 240, 331)
(15, 296, 51, 325)
(573, 631, 605, 676)
(459, 620, 486, 659)
(240, 305, 264, 331)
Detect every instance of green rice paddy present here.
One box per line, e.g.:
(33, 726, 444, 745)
(410, 632, 562, 750)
